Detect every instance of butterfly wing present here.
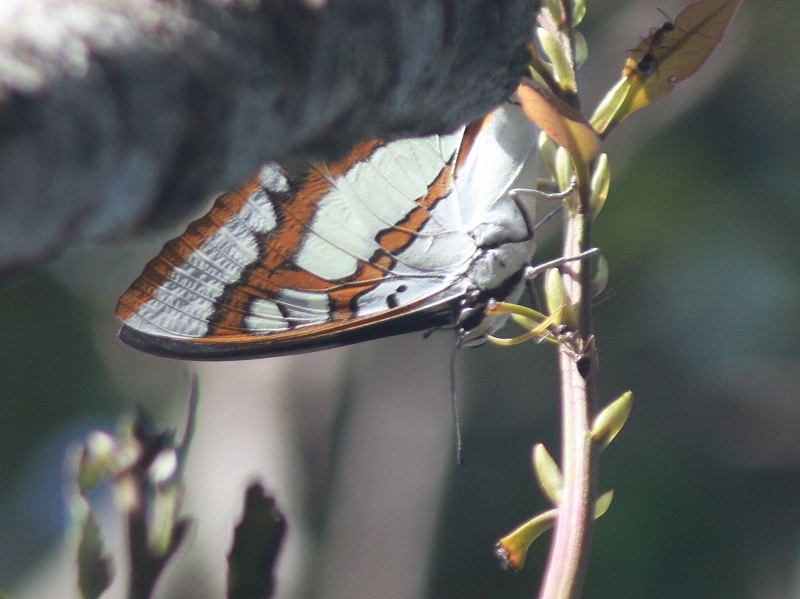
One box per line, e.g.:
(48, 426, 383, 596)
(117, 100, 539, 359)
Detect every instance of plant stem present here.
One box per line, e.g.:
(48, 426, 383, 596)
(538, 184, 598, 599)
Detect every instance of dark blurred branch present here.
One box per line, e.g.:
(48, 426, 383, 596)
(124, 413, 191, 599)
(227, 483, 286, 599)
(127, 507, 190, 599)
(0, 0, 537, 273)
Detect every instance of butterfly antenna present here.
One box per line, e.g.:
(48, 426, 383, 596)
(534, 204, 564, 235)
(177, 372, 199, 478)
(450, 337, 465, 464)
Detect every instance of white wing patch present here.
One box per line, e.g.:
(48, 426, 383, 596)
(245, 298, 290, 333)
(353, 276, 469, 317)
(294, 131, 466, 282)
(455, 101, 539, 228)
(275, 288, 331, 324)
(238, 187, 278, 234)
(124, 188, 276, 338)
(126, 225, 260, 338)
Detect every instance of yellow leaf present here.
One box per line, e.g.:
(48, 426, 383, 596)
(622, 0, 742, 111)
(544, 268, 578, 330)
(590, 391, 633, 449)
(496, 509, 557, 571)
(532, 443, 563, 506)
(517, 82, 600, 183)
(594, 490, 614, 519)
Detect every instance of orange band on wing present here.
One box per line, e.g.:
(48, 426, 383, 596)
(116, 179, 263, 321)
(117, 141, 383, 324)
(327, 152, 457, 315)
(455, 112, 492, 173)
(208, 148, 458, 333)
(206, 140, 382, 334)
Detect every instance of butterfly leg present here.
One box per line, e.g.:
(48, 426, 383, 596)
(510, 175, 576, 205)
(524, 247, 599, 339)
(523, 247, 600, 282)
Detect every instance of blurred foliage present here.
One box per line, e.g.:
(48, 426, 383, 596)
(0, 274, 123, 586)
(0, 274, 121, 487)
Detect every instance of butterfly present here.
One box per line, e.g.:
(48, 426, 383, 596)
(116, 94, 543, 360)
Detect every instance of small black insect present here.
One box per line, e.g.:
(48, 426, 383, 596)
(636, 9, 676, 75)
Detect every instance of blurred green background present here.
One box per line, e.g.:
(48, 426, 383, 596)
(4, 1, 800, 597)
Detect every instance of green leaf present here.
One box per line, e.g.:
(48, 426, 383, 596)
(538, 131, 559, 178)
(537, 27, 576, 94)
(149, 485, 181, 557)
(589, 153, 610, 218)
(591, 391, 634, 449)
(594, 490, 615, 519)
(591, 254, 610, 297)
(544, 269, 579, 330)
(533, 443, 563, 506)
(77, 510, 113, 599)
(555, 146, 575, 192)
(572, 0, 587, 27)
(589, 78, 631, 137)
(573, 30, 588, 69)
(77, 432, 117, 493)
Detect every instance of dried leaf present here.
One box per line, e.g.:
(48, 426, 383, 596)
(623, 0, 742, 113)
(591, 0, 741, 135)
(517, 82, 600, 181)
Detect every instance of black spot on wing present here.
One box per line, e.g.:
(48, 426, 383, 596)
(385, 284, 409, 309)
